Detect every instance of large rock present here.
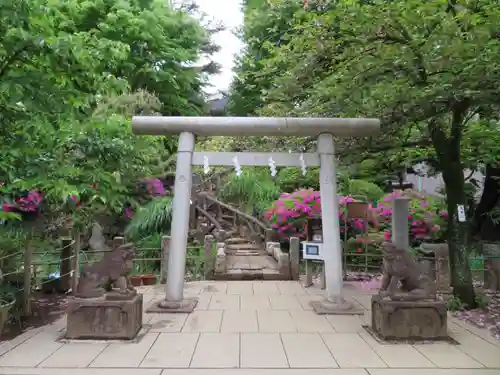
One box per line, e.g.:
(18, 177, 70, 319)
(371, 294, 447, 341)
(66, 294, 143, 340)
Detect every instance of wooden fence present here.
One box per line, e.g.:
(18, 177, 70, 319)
(1, 235, 217, 317)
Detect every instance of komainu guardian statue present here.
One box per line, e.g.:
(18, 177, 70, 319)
(379, 242, 436, 301)
(75, 242, 137, 299)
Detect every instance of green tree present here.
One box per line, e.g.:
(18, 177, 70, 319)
(1, 0, 216, 230)
(245, 0, 500, 307)
(50, 0, 215, 115)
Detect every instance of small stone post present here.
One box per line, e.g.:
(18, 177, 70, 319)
(22, 237, 32, 316)
(71, 230, 81, 293)
(204, 235, 214, 279)
(304, 260, 313, 287)
(215, 229, 227, 243)
(60, 237, 73, 292)
(320, 263, 326, 289)
(289, 237, 300, 281)
(391, 197, 410, 250)
(265, 229, 274, 242)
(160, 236, 171, 284)
(434, 244, 452, 293)
(112, 236, 125, 247)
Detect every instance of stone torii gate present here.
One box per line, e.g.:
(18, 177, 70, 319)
(132, 116, 380, 314)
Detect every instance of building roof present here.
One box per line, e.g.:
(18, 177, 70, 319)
(208, 96, 229, 114)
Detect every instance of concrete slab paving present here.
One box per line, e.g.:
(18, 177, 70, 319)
(256, 310, 297, 332)
(221, 311, 259, 332)
(240, 295, 272, 311)
(240, 333, 289, 368)
(0, 331, 63, 367)
(190, 333, 239, 368)
(253, 282, 280, 295)
(0, 281, 499, 375)
(359, 332, 435, 368)
(208, 293, 240, 310)
(281, 333, 338, 368)
(269, 295, 303, 310)
(288, 310, 335, 333)
(182, 310, 223, 333)
(89, 332, 158, 368)
(140, 333, 198, 368)
(413, 342, 484, 368)
(321, 333, 387, 368)
(38, 342, 107, 368)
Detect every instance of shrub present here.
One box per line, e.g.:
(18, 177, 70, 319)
(264, 189, 376, 241)
(371, 189, 448, 244)
(344, 179, 384, 202)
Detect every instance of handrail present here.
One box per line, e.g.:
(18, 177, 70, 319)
(198, 192, 269, 232)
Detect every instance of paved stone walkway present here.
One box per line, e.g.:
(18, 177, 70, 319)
(216, 239, 282, 279)
(0, 281, 499, 375)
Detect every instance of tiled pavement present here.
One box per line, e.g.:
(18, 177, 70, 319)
(0, 281, 499, 375)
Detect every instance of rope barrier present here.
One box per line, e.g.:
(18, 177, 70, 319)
(0, 251, 24, 261)
(0, 239, 211, 314)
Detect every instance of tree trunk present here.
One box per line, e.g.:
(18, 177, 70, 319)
(473, 164, 500, 240)
(430, 110, 477, 308)
(441, 165, 477, 308)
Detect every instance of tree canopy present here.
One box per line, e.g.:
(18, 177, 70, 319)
(0, 0, 218, 228)
(229, 0, 500, 307)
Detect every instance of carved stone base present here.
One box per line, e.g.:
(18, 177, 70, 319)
(310, 298, 365, 315)
(146, 298, 198, 313)
(66, 294, 143, 340)
(371, 294, 448, 341)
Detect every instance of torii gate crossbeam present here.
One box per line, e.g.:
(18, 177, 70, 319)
(132, 116, 380, 315)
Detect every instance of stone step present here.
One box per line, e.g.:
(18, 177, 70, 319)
(226, 237, 248, 245)
(227, 243, 262, 251)
(226, 250, 264, 256)
(214, 268, 283, 281)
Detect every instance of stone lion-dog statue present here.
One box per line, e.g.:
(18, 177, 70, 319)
(75, 242, 137, 299)
(379, 242, 437, 301)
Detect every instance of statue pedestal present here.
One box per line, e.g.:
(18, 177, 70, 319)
(66, 294, 143, 340)
(371, 295, 447, 341)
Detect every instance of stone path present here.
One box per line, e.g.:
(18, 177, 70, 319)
(216, 239, 282, 280)
(0, 281, 500, 375)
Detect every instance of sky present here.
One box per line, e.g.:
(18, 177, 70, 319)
(193, 0, 244, 94)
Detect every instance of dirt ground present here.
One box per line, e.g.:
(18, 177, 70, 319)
(453, 290, 500, 341)
(1, 292, 68, 341)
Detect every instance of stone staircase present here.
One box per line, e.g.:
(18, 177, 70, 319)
(213, 237, 286, 280)
(225, 238, 265, 256)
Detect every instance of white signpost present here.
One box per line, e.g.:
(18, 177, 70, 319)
(302, 241, 324, 261)
(132, 116, 380, 315)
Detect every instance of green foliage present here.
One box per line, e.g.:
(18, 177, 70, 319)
(276, 167, 320, 192)
(343, 179, 384, 202)
(220, 169, 280, 213)
(0, 0, 215, 230)
(126, 196, 174, 241)
(232, 0, 500, 307)
(474, 294, 491, 310)
(0, 0, 218, 327)
(446, 295, 466, 311)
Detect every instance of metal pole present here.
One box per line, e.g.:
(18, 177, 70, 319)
(165, 132, 195, 302)
(317, 133, 344, 302)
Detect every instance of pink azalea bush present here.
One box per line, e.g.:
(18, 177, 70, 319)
(264, 188, 448, 245)
(125, 178, 167, 219)
(370, 189, 448, 244)
(138, 178, 166, 197)
(263, 189, 376, 241)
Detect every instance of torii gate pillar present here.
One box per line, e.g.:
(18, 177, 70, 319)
(132, 116, 379, 314)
